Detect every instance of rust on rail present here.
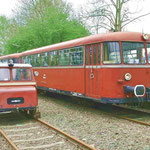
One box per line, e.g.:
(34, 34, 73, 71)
(37, 118, 95, 150)
(0, 129, 19, 150)
(120, 116, 150, 126)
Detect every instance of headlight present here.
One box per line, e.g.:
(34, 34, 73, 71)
(125, 73, 132, 81)
(34, 71, 39, 77)
(142, 33, 149, 40)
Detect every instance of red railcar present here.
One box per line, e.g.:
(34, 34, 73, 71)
(0, 62, 38, 115)
(1, 32, 150, 104)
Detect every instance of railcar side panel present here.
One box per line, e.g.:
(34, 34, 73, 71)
(34, 68, 85, 94)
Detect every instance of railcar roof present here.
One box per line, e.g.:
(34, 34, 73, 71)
(0, 63, 32, 68)
(0, 53, 22, 60)
(21, 32, 150, 56)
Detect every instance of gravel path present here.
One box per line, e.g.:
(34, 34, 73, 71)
(38, 93, 150, 150)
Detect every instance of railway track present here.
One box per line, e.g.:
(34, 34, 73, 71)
(0, 112, 95, 150)
(95, 103, 150, 127)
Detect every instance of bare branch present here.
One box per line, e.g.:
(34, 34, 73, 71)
(122, 12, 150, 28)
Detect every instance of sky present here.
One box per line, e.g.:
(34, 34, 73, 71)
(0, 0, 150, 34)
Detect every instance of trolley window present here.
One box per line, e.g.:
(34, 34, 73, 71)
(70, 47, 83, 65)
(49, 51, 58, 66)
(59, 49, 69, 66)
(147, 43, 150, 63)
(103, 42, 121, 64)
(12, 68, 32, 81)
(0, 69, 10, 81)
(122, 42, 146, 64)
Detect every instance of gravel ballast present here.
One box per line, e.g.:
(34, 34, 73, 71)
(1, 93, 150, 150)
(38, 94, 150, 150)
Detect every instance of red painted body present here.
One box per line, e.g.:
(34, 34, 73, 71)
(0, 86, 37, 110)
(1, 32, 150, 103)
(0, 64, 38, 112)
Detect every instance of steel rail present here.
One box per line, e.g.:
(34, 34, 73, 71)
(119, 116, 150, 126)
(100, 105, 150, 127)
(37, 118, 95, 150)
(0, 129, 19, 150)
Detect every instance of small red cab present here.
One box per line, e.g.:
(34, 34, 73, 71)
(0, 62, 39, 117)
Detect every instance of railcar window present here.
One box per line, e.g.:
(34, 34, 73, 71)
(2, 59, 8, 63)
(30, 55, 34, 66)
(12, 68, 32, 81)
(11, 58, 18, 63)
(147, 43, 150, 63)
(70, 47, 83, 65)
(94, 45, 96, 64)
(122, 42, 146, 64)
(59, 49, 69, 66)
(85, 47, 88, 65)
(23, 56, 29, 64)
(23, 55, 34, 66)
(49, 51, 58, 66)
(41, 52, 48, 67)
(103, 42, 121, 64)
(98, 44, 101, 64)
(89, 46, 92, 65)
(35, 54, 41, 67)
(0, 69, 10, 81)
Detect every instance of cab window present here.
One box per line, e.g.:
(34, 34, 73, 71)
(103, 42, 121, 64)
(122, 42, 146, 64)
(0, 69, 10, 81)
(12, 68, 32, 81)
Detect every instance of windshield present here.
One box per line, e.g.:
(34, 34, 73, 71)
(12, 68, 32, 81)
(147, 43, 150, 63)
(122, 42, 146, 64)
(0, 69, 10, 81)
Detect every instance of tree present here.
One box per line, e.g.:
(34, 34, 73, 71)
(79, 0, 150, 33)
(5, 0, 89, 54)
(0, 16, 12, 55)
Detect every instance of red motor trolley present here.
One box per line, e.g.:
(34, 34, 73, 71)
(1, 32, 150, 104)
(0, 61, 39, 116)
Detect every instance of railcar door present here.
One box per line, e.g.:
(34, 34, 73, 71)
(85, 44, 101, 98)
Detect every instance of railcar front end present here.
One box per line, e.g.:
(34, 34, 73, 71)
(96, 40, 150, 103)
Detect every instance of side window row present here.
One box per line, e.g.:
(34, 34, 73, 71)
(22, 46, 84, 67)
